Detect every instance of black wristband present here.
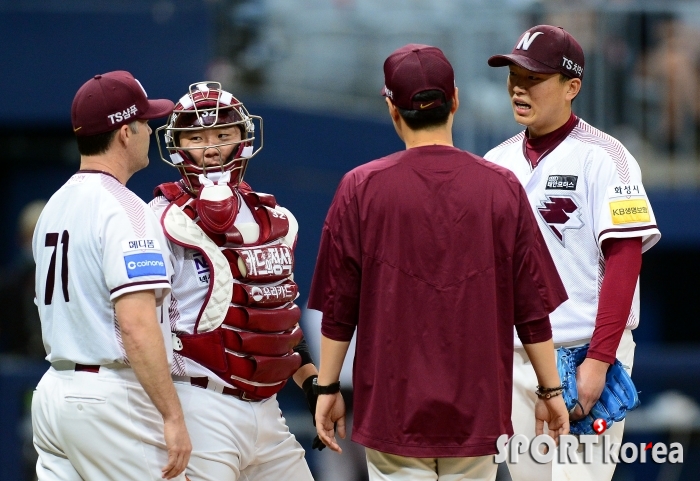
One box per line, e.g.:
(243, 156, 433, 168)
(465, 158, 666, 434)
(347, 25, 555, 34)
(302, 374, 317, 397)
(312, 377, 340, 395)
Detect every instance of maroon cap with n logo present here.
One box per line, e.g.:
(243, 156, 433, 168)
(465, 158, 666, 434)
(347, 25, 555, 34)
(488, 25, 585, 80)
(71, 71, 174, 137)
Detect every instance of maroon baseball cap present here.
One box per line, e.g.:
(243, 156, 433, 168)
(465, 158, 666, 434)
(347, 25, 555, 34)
(381, 44, 455, 110)
(71, 70, 175, 137)
(488, 25, 584, 79)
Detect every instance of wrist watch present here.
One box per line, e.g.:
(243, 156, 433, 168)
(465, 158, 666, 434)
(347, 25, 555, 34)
(312, 377, 341, 395)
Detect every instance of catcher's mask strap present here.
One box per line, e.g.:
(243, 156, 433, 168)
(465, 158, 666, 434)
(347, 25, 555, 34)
(219, 90, 233, 105)
(170, 152, 185, 165)
(241, 145, 254, 158)
(178, 94, 194, 110)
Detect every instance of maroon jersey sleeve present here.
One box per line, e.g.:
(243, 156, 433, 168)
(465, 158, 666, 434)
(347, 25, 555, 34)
(308, 174, 362, 342)
(512, 185, 568, 344)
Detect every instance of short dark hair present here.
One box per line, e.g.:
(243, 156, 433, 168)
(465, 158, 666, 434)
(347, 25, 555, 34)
(397, 90, 453, 130)
(75, 121, 141, 156)
(75, 129, 118, 156)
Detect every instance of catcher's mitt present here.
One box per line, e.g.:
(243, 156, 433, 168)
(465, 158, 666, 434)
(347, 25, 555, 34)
(556, 344, 640, 435)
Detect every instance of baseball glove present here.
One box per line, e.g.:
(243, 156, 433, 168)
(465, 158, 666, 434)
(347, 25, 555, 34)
(556, 344, 640, 435)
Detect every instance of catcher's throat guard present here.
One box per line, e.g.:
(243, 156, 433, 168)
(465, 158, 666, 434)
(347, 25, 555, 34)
(556, 344, 640, 435)
(155, 81, 263, 193)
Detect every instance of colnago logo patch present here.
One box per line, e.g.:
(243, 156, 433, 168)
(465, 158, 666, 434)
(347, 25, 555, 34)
(124, 253, 167, 278)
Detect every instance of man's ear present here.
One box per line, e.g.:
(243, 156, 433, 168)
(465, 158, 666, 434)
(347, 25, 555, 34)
(566, 78, 582, 101)
(386, 97, 401, 123)
(116, 123, 132, 147)
(386, 97, 405, 140)
(451, 87, 459, 115)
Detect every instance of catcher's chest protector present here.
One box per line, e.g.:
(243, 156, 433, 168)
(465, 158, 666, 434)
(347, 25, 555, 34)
(156, 181, 302, 399)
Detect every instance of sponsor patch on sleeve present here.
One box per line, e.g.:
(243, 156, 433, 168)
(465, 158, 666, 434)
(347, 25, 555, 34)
(609, 199, 650, 225)
(607, 184, 651, 224)
(122, 239, 161, 253)
(123, 253, 167, 278)
(608, 184, 645, 199)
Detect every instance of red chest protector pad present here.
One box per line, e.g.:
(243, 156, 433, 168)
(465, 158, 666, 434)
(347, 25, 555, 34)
(155, 179, 302, 399)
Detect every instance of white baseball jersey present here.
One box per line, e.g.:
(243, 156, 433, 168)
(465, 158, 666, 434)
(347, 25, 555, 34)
(33, 171, 172, 365)
(484, 119, 661, 344)
(149, 193, 298, 385)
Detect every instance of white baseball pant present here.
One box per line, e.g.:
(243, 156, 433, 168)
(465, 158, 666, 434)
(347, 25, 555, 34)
(173, 378, 314, 481)
(32, 363, 186, 481)
(507, 329, 635, 481)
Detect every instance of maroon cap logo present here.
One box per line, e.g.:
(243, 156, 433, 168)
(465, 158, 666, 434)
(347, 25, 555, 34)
(516, 31, 544, 51)
(487, 25, 585, 80)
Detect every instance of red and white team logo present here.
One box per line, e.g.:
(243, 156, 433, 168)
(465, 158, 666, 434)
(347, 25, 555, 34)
(536, 196, 583, 245)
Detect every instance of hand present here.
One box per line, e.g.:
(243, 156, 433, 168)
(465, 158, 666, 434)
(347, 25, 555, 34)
(161, 416, 192, 479)
(534, 395, 570, 444)
(570, 358, 608, 421)
(315, 392, 346, 453)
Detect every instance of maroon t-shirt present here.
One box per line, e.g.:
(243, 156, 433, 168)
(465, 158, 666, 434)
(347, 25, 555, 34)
(308, 145, 567, 458)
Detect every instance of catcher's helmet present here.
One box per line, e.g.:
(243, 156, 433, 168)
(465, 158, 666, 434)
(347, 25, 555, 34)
(156, 81, 263, 192)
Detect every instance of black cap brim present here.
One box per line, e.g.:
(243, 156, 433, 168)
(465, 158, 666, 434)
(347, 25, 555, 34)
(487, 54, 560, 75)
(140, 98, 175, 120)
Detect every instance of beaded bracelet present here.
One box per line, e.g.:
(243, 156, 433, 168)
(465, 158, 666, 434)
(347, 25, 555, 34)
(536, 384, 564, 392)
(536, 389, 563, 399)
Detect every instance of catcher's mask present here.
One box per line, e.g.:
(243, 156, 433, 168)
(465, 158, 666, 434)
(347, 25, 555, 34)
(156, 81, 263, 192)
